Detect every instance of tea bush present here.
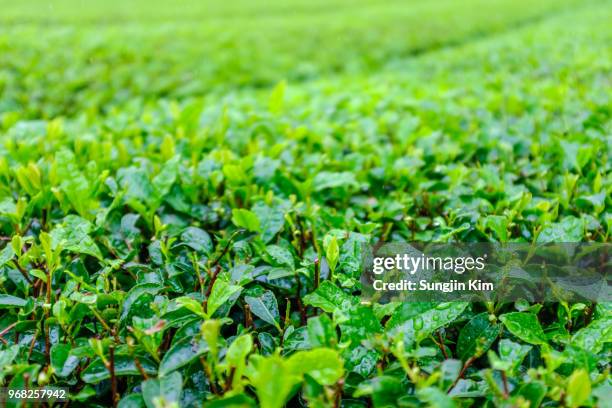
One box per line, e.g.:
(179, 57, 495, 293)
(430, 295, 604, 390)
(0, 0, 610, 407)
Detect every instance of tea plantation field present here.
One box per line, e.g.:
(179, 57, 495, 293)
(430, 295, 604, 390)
(0, 0, 610, 407)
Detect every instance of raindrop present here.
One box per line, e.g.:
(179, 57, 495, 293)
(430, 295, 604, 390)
(414, 316, 424, 330)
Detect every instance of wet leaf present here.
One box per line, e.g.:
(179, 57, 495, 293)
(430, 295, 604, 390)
(499, 312, 547, 345)
(158, 336, 208, 376)
(457, 313, 501, 360)
(245, 290, 280, 329)
(81, 355, 157, 383)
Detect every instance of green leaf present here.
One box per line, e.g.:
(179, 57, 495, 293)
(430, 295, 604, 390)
(0, 345, 20, 380)
(283, 326, 309, 353)
(245, 354, 301, 408)
(313, 172, 358, 191)
(324, 236, 339, 274)
(142, 371, 182, 408)
(340, 306, 382, 377)
(30, 268, 47, 281)
(175, 296, 206, 318)
(287, 348, 344, 385)
(386, 302, 437, 330)
(0, 294, 27, 308)
(51, 344, 79, 377)
(204, 394, 257, 408)
(0, 245, 14, 267)
(265, 245, 294, 269)
(267, 267, 294, 280)
(417, 387, 456, 408)
(486, 215, 508, 242)
(354, 375, 404, 408)
(81, 355, 157, 383)
(515, 382, 546, 408)
(207, 277, 243, 317)
(488, 339, 532, 373)
(118, 394, 145, 408)
(232, 209, 261, 233)
(303, 281, 356, 313)
(307, 314, 336, 348)
(152, 156, 179, 200)
(387, 302, 469, 345)
(71, 386, 97, 402)
(340, 306, 383, 346)
(457, 313, 501, 361)
(571, 316, 612, 353)
(245, 291, 280, 330)
(226, 334, 253, 367)
(575, 192, 606, 211)
(181, 227, 212, 253)
(118, 167, 155, 207)
(537, 216, 584, 243)
(499, 312, 547, 345)
(120, 284, 162, 323)
(54, 148, 95, 218)
(70, 291, 97, 305)
(252, 202, 286, 243)
(50, 215, 102, 260)
(566, 369, 591, 408)
(269, 80, 287, 114)
(158, 336, 208, 376)
(202, 319, 223, 359)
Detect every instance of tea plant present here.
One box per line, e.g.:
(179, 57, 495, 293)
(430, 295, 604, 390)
(0, 0, 610, 407)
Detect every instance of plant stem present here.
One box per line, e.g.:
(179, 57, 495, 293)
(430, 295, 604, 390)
(224, 366, 236, 392)
(44, 320, 51, 364)
(14, 261, 33, 284)
(314, 258, 320, 289)
(203, 265, 221, 313)
(334, 378, 344, 408)
(244, 303, 254, 330)
(209, 230, 240, 268)
(201, 356, 220, 395)
(448, 356, 477, 393)
(27, 330, 38, 360)
(295, 273, 306, 325)
(109, 345, 118, 408)
(0, 322, 17, 338)
(501, 371, 509, 398)
(90, 308, 113, 333)
(436, 331, 449, 359)
(296, 216, 307, 256)
(133, 355, 149, 380)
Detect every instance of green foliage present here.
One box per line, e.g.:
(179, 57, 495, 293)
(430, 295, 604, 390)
(245, 291, 281, 331)
(457, 313, 501, 361)
(0, 0, 610, 407)
(232, 209, 261, 233)
(566, 369, 591, 408)
(499, 312, 547, 345)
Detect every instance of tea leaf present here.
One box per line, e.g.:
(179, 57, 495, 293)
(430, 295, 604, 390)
(499, 312, 547, 345)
